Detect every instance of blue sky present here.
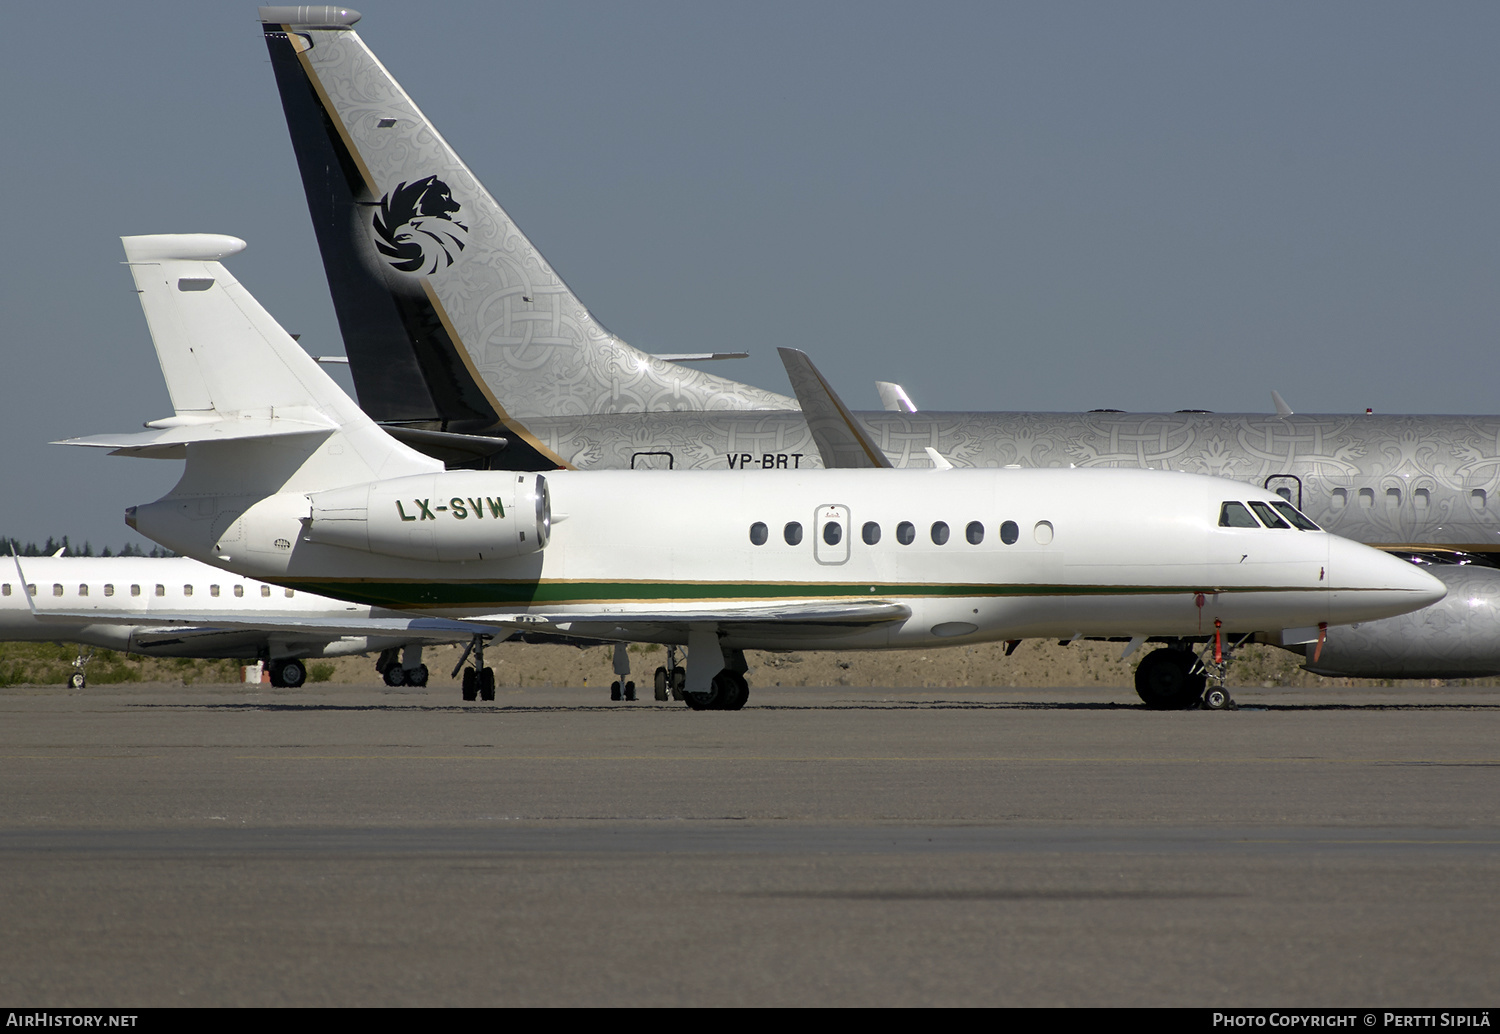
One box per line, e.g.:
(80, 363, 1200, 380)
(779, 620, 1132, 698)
(3, 1, 1497, 548)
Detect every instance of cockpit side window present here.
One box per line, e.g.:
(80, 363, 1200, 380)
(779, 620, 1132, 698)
(1247, 501, 1291, 529)
(1272, 501, 1321, 531)
(1219, 502, 1260, 528)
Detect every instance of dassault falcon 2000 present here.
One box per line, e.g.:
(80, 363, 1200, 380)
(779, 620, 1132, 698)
(255, 6, 1500, 683)
(2, 553, 468, 688)
(53, 234, 1443, 710)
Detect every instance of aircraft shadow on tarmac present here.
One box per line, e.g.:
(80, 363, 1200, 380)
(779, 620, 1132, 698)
(135, 699, 1500, 714)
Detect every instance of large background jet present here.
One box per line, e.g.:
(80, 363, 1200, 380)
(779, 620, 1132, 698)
(257, 7, 1500, 680)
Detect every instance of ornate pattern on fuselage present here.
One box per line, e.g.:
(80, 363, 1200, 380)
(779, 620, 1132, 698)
(519, 411, 1500, 552)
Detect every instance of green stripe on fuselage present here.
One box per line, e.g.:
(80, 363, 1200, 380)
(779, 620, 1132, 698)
(278, 579, 1335, 611)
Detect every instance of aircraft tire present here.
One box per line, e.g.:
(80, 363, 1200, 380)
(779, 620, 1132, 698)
(653, 667, 668, 701)
(1134, 649, 1200, 710)
(1203, 686, 1234, 710)
(68, 672, 86, 690)
(462, 668, 478, 701)
(479, 667, 496, 701)
(611, 680, 622, 701)
(624, 680, 636, 702)
(404, 664, 429, 687)
(277, 659, 307, 689)
(719, 671, 749, 711)
(383, 666, 406, 687)
(682, 679, 720, 710)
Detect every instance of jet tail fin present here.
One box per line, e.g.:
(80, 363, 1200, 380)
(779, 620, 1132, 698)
(60, 234, 441, 499)
(259, 8, 794, 433)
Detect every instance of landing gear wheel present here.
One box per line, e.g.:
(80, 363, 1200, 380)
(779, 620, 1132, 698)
(479, 667, 495, 702)
(1133, 649, 1200, 710)
(624, 680, 636, 702)
(270, 659, 306, 689)
(682, 680, 720, 710)
(384, 665, 407, 687)
(405, 664, 429, 687)
(462, 668, 478, 701)
(653, 667, 668, 701)
(611, 680, 623, 701)
(68, 672, 86, 690)
(669, 668, 686, 701)
(1203, 686, 1235, 710)
(718, 671, 749, 711)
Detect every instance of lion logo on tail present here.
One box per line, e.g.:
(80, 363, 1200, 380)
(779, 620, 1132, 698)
(362, 176, 468, 274)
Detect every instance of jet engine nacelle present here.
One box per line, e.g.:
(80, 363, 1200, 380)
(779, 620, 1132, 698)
(1291, 563, 1500, 679)
(304, 472, 550, 563)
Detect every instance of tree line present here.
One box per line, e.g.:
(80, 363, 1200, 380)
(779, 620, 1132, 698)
(1, 536, 173, 558)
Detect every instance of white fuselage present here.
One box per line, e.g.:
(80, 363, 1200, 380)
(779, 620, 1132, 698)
(132, 467, 1445, 651)
(0, 556, 412, 659)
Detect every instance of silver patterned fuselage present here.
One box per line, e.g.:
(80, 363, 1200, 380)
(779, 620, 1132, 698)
(518, 409, 1500, 557)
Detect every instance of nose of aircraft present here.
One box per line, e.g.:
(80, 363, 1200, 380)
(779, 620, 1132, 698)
(1326, 536, 1447, 625)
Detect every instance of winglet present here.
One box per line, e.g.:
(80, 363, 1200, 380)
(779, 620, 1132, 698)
(1271, 390, 1294, 418)
(923, 447, 954, 471)
(876, 381, 918, 413)
(777, 348, 893, 469)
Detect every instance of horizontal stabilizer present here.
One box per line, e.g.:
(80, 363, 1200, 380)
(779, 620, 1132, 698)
(56, 415, 338, 454)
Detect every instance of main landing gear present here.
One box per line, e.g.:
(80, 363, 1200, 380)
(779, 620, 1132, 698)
(654, 646, 686, 702)
(451, 636, 495, 702)
(268, 657, 307, 688)
(376, 646, 429, 687)
(610, 642, 636, 702)
(1133, 643, 1238, 710)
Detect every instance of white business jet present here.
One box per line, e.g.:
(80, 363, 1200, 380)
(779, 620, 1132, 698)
(1, 552, 468, 688)
(53, 235, 1444, 710)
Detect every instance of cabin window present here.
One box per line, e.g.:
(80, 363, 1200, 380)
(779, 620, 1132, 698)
(1000, 521, 1019, 545)
(931, 521, 950, 545)
(966, 521, 984, 545)
(896, 521, 916, 545)
(1034, 521, 1054, 544)
(749, 522, 768, 546)
(1, 584, 8, 596)
(78, 584, 89, 597)
(1273, 502, 1320, 531)
(1248, 501, 1290, 529)
(1386, 488, 1402, 509)
(131, 585, 140, 597)
(285, 588, 295, 598)
(783, 522, 803, 546)
(1414, 489, 1430, 511)
(261, 585, 271, 597)
(1331, 489, 1347, 510)
(52, 584, 63, 597)
(104, 585, 114, 597)
(234, 585, 244, 598)
(1471, 490, 1487, 511)
(1358, 488, 1375, 509)
(26, 584, 35, 597)
(210, 585, 220, 597)
(862, 522, 881, 545)
(1218, 502, 1259, 528)
(822, 521, 843, 546)
(183, 585, 194, 597)
(155, 585, 165, 597)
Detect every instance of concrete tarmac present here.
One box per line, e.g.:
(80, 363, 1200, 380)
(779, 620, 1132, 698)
(1, 679, 1497, 1006)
